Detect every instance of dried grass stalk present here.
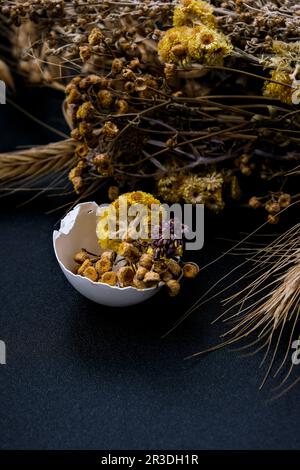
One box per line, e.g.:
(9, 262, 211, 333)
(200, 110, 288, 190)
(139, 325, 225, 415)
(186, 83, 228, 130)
(0, 138, 76, 185)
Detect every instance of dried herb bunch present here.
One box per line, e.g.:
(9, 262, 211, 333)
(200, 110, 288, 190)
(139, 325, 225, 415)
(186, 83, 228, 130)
(0, 0, 300, 220)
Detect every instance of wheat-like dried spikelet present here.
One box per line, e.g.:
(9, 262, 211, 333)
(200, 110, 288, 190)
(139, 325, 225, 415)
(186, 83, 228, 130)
(185, 221, 300, 393)
(0, 138, 76, 187)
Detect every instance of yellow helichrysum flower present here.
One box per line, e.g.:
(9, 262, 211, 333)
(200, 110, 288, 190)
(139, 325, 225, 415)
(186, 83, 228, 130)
(264, 70, 293, 105)
(188, 24, 233, 66)
(158, 26, 192, 65)
(158, 24, 232, 66)
(96, 191, 162, 252)
(173, 0, 216, 29)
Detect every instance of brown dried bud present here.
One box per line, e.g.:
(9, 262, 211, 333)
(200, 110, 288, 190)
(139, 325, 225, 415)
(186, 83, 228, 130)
(122, 68, 135, 81)
(76, 102, 95, 121)
(133, 277, 147, 290)
(161, 271, 173, 283)
(77, 259, 92, 275)
(265, 201, 281, 214)
(95, 257, 113, 275)
(115, 99, 128, 114)
(166, 280, 181, 297)
(74, 249, 89, 264)
(101, 271, 118, 286)
(88, 28, 103, 46)
(118, 267, 134, 287)
(279, 193, 291, 208)
(144, 271, 160, 284)
(102, 121, 119, 138)
(267, 214, 279, 225)
(67, 88, 82, 104)
(124, 81, 135, 93)
(83, 266, 98, 282)
(153, 261, 167, 274)
(108, 186, 119, 201)
(111, 58, 124, 75)
(79, 45, 91, 62)
(119, 242, 140, 261)
(98, 89, 114, 108)
(248, 196, 261, 209)
(167, 259, 181, 277)
(101, 251, 115, 262)
(182, 263, 199, 279)
(139, 254, 153, 270)
(136, 266, 148, 281)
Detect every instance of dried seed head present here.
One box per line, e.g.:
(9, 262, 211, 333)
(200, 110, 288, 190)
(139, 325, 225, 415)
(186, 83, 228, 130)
(267, 214, 280, 225)
(133, 277, 147, 290)
(118, 267, 134, 287)
(83, 266, 98, 282)
(139, 254, 153, 270)
(115, 99, 128, 114)
(88, 28, 103, 46)
(161, 271, 173, 283)
(248, 196, 262, 209)
(119, 242, 140, 261)
(166, 280, 181, 297)
(95, 257, 113, 275)
(144, 271, 160, 284)
(79, 45, 91, 62)
(265, 200, 281, 214)
(108, 186, 119, 201)
(136, 266, 148, 281)
(98, 89, 114, 108)
(74, 249, 89, 264)
(77, 259, 92, 276)
(102, 121, 119, 138)
(168, 259, 181, 277)
(101, 271, 118, 286)
(182, 263, 199, 279)
(279, 193, 291, 208)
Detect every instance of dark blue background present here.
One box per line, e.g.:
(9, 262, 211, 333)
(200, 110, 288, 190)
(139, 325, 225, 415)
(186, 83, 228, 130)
(0, 86, 299, 450)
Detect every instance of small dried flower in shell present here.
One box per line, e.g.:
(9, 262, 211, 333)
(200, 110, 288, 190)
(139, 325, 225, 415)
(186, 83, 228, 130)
(101, 271, 118, 286)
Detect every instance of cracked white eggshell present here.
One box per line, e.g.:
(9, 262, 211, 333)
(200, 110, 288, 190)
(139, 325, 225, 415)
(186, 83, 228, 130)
(53, 202, 161, 307)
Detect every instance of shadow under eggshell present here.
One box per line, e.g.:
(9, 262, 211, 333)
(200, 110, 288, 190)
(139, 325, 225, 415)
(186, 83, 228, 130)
(53, 202, 161, 307)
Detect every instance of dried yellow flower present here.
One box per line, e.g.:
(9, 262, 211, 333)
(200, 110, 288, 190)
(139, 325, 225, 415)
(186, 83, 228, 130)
(101, 271, 118, 286)
(83, 266, 98, 282)
(139, 254, 153, 270)
(166, 280, 181, 297)
(182, 263, 199, 279)
(173, 0, 216, 29)
(118, 267, 134, 287)
(264, 70, 293, 105)
(74, 249, 89, 264)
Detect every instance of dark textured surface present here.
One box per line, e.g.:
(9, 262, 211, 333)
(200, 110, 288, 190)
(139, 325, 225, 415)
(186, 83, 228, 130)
(0, 87, 300, 450)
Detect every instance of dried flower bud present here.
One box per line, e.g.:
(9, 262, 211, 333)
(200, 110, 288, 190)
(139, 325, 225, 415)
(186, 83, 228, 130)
(115, 99, 128, 114)
(133, 277, 147, 290)
(144, 271, 160, 284)
(166, 280, 181, 297)
(119, 242, 140, 261)
(161, 271, 173, 283)
(122, 68, 135, 81)
(83, 266, 98, 282)
(136, 266, 148, 281)
(101, 271, 118, 286)
(74, 249, 89, 264)
(101, 251, 115, 262)
(153, 261, 167, 274)
(118, 267, 134, 287)
(182, 263, 199, 279)
(267, 214, 280, 225)
(265, 201, 281, 214)
(77, 259, 92, 275)
(67, 88, 82, 104)
(88, 28, 103, 46)
(102, 121, 119, 138)
(279, 193, 291, 208)
(248, 196, 261, 209)
(139, 254, 153, 270)
(79, 45, 91, 62)
(108, 186, 119, 201)
(98, 89, 114, 108)
(111, 58, 124, 75)
(76, 102, 95, 121)
(168, 259, 181, 277)
(124, 81, 135, 93)
(95, 257, 113, 275)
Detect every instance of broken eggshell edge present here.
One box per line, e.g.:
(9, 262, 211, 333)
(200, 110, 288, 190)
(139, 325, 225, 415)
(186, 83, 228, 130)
(53, 201, 161, 307)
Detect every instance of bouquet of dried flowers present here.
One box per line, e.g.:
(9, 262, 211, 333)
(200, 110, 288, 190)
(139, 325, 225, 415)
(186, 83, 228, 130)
(0, 0, 300, 392)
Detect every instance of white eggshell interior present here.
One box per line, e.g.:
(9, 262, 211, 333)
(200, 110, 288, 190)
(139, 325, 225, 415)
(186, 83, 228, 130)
(53, 202, 161, 307)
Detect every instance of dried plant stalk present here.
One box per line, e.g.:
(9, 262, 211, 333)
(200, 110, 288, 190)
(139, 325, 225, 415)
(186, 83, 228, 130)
(0, 138, 76, 185)
(186, 221, 300, 393)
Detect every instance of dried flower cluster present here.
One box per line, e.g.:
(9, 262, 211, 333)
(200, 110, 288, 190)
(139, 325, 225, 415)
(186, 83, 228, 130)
(0, 0, 300, 224)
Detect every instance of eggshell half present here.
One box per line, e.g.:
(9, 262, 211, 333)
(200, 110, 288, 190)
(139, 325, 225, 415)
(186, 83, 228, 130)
(53, 202, 161, 307)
